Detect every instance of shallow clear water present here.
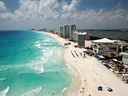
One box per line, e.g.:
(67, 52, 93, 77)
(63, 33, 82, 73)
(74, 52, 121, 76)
(0, 31, 71, 96)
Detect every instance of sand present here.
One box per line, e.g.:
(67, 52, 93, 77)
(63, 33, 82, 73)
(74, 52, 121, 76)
(44, 32, 128, 96)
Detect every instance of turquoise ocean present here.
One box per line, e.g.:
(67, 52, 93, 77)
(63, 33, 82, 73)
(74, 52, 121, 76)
(0, 31, 71, 96)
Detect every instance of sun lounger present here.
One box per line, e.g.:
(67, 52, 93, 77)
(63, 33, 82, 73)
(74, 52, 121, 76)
(71, 51, 75, 57)
(74, 50, 79, 57)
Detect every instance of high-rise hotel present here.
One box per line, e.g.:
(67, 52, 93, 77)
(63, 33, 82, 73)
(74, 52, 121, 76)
(59, 24, 76, 40)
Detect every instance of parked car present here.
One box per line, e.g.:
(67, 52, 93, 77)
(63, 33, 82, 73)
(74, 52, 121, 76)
(98, 86, 103, 91)
(107, 87, 113, 92)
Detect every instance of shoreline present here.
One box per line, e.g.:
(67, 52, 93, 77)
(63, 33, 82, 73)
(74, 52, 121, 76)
(44, 32, 82, 96)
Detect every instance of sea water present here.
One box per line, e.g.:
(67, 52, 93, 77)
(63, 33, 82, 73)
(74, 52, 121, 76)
(0, 31, 71, 96)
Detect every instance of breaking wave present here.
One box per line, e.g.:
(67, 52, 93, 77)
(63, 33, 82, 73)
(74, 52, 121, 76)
(21, 87, 42, 96)
(0, 86, 10, 96)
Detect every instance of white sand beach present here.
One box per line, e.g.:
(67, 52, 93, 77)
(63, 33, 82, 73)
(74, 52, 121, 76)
(46, 32, 128, 96)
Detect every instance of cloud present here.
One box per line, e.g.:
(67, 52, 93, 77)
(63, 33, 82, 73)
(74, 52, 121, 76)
(0, 1, 7, 12)
(63, 0, 80, 12)
(0, 1, 14, 22)
(0, 1, 8, 19)
(0, 0, 128, 30)
(72, 9, 128, 29)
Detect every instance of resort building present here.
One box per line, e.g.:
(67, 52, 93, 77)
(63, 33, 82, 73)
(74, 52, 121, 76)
(92, 38, 118, 58)
(92, 38, 128, 58)
(59, 24, 77, 39)
(64, 25, 70, 38)
(73, 31, 90, 47)
(120, 52, 128, 65)
(59, 26, 64, 37)
(69, 24, 77, 40)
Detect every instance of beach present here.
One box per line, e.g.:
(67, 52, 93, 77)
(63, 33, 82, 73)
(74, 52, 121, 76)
(46, 32, 128, 96)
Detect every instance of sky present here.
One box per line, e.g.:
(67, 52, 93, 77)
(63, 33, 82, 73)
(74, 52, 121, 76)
(0, 0, 128, 30)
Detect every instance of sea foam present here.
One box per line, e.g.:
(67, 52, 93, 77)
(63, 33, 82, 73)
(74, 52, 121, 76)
(0, 86, 10, 96)
(27, 48, 53, 74)
(21, 87, 42, 96)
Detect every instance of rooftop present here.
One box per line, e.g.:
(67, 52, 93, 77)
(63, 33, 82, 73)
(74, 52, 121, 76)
(74, 31, 87, 35)
(120, 52, 128, 56)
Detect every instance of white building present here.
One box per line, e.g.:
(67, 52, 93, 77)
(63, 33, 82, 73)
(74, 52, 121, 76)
(73, 31, 90, 47)
(120, 52, 128, 65)
(92, 38, 128, 58)
(69, 25, 76, 40)
(59, 24, 76, 39)
(92, 38, 117, 57)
